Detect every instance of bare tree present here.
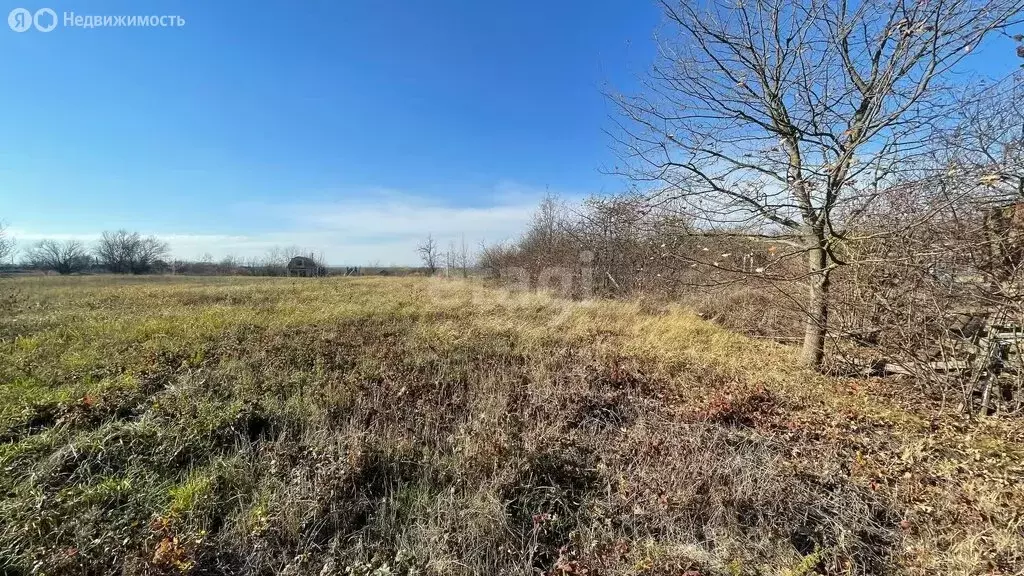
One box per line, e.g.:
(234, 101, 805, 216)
(828, 74, 1024, 415)
(261, 246, 293, 276)
(245, 245, 310, 276)
(137, 236, 170, 273)
(95, 230, 170, 274)
(25, 240, 90, 275)
(613, 0, 1023, 368)
(308, 251, 328, 275)
(444, 240, 457, 277)
(0, 222, 14, 264)
(219, 254, 240, 274)
(418, 234, 439, 274)
(457, 234, 470, 278)
(940, 73, 1024, 203)
(95, 230, 130, 274)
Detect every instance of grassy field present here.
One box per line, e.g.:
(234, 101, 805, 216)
(0, 276, 1021, 575)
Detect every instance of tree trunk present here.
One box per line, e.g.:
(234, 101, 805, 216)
(801, 238, 830, 369)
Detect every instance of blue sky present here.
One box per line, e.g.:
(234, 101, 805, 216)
(0, 0, 659, 265)
(1, 1, 1021, 265)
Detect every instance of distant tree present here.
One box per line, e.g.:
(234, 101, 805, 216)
(136, 236, 170, 273)
(417, 234, 439, 274)
(310, 251, 328, 274)
(445, 240, 457, 276)
(0, 222, 14, 264)
(25, 239, 90, 275)
(95, 230, 130, 273)
(439, 238, 472, 278)
(457, 234, 470, 278)
(256, 245, 303, 276)
(95, 230, 170, 274)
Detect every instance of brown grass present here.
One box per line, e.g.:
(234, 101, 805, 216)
(0, 276, 1020, 575)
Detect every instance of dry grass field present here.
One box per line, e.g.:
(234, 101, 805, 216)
(0, 276, 1021, 575)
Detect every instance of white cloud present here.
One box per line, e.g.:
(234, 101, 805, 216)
(8, 182, 585, 266)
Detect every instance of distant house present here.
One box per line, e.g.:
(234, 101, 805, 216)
(287, 256, 326, 277)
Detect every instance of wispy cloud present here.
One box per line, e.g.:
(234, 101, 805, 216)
(9, 182, 585, 266)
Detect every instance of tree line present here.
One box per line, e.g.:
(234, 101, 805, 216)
(0, 229, 345, 277)
(0, 230, 170, 275)
(416, 234, 472, 278)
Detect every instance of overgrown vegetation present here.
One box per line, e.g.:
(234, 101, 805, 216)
(478, 71, 1024, 414)
(1, 276, 1021, 575)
